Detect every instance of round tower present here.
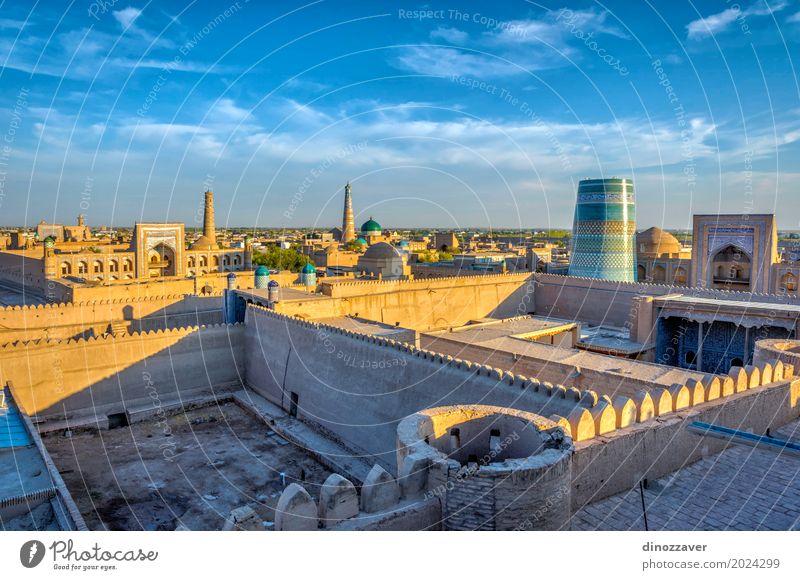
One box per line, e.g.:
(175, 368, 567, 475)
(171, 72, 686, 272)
(267, 279, 280, 303)
(342, 182, 356, 244)
(43, 236, 57, 280)
(300, 262, 316, 289)
(226, 271, 237, 290)
(568, 177, 636, 282)
(254, 265, 270, 289)
(243, 234, 253, 270)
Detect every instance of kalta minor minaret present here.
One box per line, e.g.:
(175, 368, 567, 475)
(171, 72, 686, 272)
(342, 182, 356, 243)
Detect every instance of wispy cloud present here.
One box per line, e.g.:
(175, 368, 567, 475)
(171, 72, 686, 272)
(430, 26, 468, 44)
(687, 0, 788, 40)
(393, 8, 625, 79)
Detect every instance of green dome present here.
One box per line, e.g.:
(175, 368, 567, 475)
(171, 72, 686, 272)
(361, 217, 382, 233)
(255, 266, 269, 276)
(43, 236, 55, 247)
(356, 237, 368, 245)
(301, 262, 316, 274)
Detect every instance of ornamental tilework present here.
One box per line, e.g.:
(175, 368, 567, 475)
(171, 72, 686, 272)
(568, 178, 636, 282)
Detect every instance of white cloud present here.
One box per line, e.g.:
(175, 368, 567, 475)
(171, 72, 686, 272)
(113, 7, 143, 29)
(687, 1, 788, 40)
(430, 26, 469, 44)
(394, 8, 626, 79)
(0, 18, 28, 30)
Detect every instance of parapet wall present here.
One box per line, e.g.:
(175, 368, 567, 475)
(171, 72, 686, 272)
(243, 303, 796, 473)
(534, 273, 800, 328)
(0, 294, 224, 344)
(278, 272, 535, 331)
(2, 323, 245, 421)
(321, 271, 533, 298)
(754, 339, 800, 371)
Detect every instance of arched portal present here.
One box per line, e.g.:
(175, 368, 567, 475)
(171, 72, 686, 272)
(147, 243, 176, 277)
(711, 245, 751, 290)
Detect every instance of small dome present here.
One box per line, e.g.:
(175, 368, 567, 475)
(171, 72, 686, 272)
(399, 240, 409, 247)
(227, 272, 237, 279)
(43, 236, 55, 247)
(637, 227, 681, 257)
(255, 266, 269, 276)
(363, 241, 402, 260)
(361, 217, 382, 233)
(301, 262, 316, 274)
(268, 280, 279, 288)
(190, 235, 217, 250)
(356, 237, 368, 245)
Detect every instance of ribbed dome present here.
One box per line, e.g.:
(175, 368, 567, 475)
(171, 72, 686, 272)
(637, 227, 681, 257)
(361, 217, 382, 233)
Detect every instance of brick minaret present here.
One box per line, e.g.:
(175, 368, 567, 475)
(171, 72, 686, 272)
(202, 190, 216, 246)
(342, 182, 355, 243)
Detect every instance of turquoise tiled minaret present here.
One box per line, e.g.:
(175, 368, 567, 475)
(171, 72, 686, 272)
(568, 178, 636, 282)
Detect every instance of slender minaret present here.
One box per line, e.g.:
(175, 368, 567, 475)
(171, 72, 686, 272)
(342, 182, 356, 243)
(202, 190, 216, 246)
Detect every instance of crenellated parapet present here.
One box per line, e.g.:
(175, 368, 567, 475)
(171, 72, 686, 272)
(0, 322, 243, 351)
(321, 271, 534, 297)
(245, 303, 795, 445)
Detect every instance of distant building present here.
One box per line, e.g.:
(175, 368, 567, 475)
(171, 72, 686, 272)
(635, 227, 691, 285)
(357, 242, 410, 280)
(433, 232, 459, 251)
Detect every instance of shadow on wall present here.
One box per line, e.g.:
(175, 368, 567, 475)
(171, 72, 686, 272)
(0, 294, 225, 344)
(1, 324, 245, 421)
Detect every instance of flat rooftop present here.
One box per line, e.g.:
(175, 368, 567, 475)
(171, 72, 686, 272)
(43, 401, 332, 531)
(316, 316, 416, 339)
(655, 294, 800, 316)
(429, 316, 578, 344)
(237, 287, 329, 305)
(571, 418, 800, 530)
(577, 325, 654, 356)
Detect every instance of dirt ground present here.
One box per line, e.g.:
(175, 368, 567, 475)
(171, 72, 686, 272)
(43, 402, 331, 530)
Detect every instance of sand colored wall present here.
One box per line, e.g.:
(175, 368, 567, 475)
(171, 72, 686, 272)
(419, 333, 707, 399)
(244, 304, 588, 469)
(2, 323, 245, 421)
(277, 273, 535, 331)
(0, 294, 224, 344)
(244, 304, 797, 486)
(534, 273, 800, 328)
(0, 251, 47, 294)
(754, 339, 800, 370)
(572, 377, 800, 509)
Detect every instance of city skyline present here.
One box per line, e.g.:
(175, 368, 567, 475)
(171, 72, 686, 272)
(0, 1, 798, 230)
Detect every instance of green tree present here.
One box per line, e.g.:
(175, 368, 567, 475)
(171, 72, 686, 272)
(252, 244, 312, 272)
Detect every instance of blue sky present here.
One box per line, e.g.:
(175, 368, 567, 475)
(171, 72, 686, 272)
(0, 0, 799, 230)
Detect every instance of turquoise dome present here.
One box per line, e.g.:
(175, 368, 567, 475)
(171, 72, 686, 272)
(255, 266, 269, 275)
(301, 263, 316, 274)
(361, 217, 382, 233)
(356, 237, 368, 245)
